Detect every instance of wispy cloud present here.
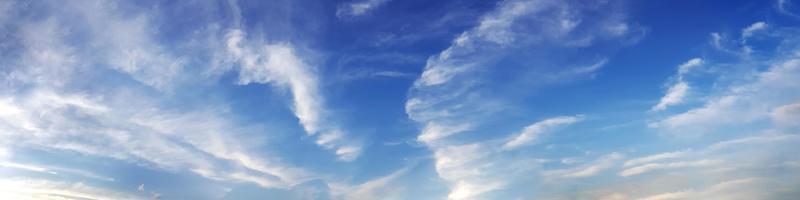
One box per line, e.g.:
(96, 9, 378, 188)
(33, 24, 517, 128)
(44, 163, 119, 182)
(637, 190, 693, 200)
(544, 131, 800, 199)
(545, 153, 623, 179)
(623, 149, 691, 167)
(223, 29, 325, 135)
(328, 166, 410, 200)
(636, 178, 760, 200)
(0, 89, 314, 188)
(338, 69, 415, 81)
(777, 0, 799, 17)
(710, 22, 769, 56)
(620, 159, 719, 177)
(771, 102, 800, 127)
(336, 0, 390, 19)
(650, 57, 800, 132)
(218, 20, 361, 161)
(651, 58, 703, 111)
(0, 178, 140, 200)
(432, 143, 505, 200)
(405, 0, 641, 198)
(416, 122, 472, 144)
(0, 0, 327, 190)
(68, 1, 185, 90)
(650, 22, 800, 132)
(503, 115, 583, 150)
(741, 21, 767, 39)
(708, 134, 800, 150)
(0, 162, 56, 174)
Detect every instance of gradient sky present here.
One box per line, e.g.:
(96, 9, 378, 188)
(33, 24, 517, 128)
(1, 0, 800, 199)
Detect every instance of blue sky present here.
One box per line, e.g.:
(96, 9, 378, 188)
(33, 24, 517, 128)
(1, 0, 800, 199)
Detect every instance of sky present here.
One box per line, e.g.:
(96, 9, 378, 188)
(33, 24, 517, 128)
(1, 0, 800, 199)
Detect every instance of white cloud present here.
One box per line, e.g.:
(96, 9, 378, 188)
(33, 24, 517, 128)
(404, 0, 640, 198)
(708, 134, 800, 150)
(651, 57, 800, 132)
(433, 144, 491, 181)
(561, 157, 580, 165)
(336, 0, 390, 18)
(0, 161, 116, 182)
(710, 32, 750, 55)
(224, 30, 323, 134)
(571, 58, 609, 75)
(416, 62, 471, 87)
(150, 191, 162, 200)
(678, 58, 703, 75)
(338, 69, 415, 81)
(777, 0, 799, 17)
(0, 1, 376, 194)
(771, 102, 800, 127)
(620, 159, 719, 177)
(412, 0, 549, 87)
(649, 95, 739, 129)
(428, 142, 529, 200)
(637, 190, 693, 200)
(473, 0, 545, 45)
(636, 178, 762, 200)
(221, 29, 361, 161)
(0, 178, 140, 200)
(448, 180, 505, 200)
(334, 145, 362, 162)
(651, 58, 703, 111)
(546, 131, 800, 200)
(372, 71, 413, 78)
(503, 115, 583, 150)
(741, 21, 767, 39)
(623, 149, 690, 167)
(652, 82, 690, 111)
(7, 18, 79, 88)
(598, 193, 629, 200)
(328, 167, 409, 200)
(0, 88, 314, 189)
(710, 32, 727, 51)
(417, 122, 472, 144)
(711, 22, 770, 56)
(611, 132, 800, 199)
(546, 131, 800, 199)
(545, 153, 623, 179)
(68, 1, 185, 90)
(0, 162, 55, 174)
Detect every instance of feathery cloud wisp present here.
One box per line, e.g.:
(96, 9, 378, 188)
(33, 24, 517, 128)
(221, 29, 361, 161)
(503, 115, 583, 150)
(336, 0, 390, 19)
(652, 58, 703, 111)
(742, 21, 767, 39)
(405, 0, 641, 198)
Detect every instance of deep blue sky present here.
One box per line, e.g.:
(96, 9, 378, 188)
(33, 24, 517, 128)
(1, 0, 800, 199)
